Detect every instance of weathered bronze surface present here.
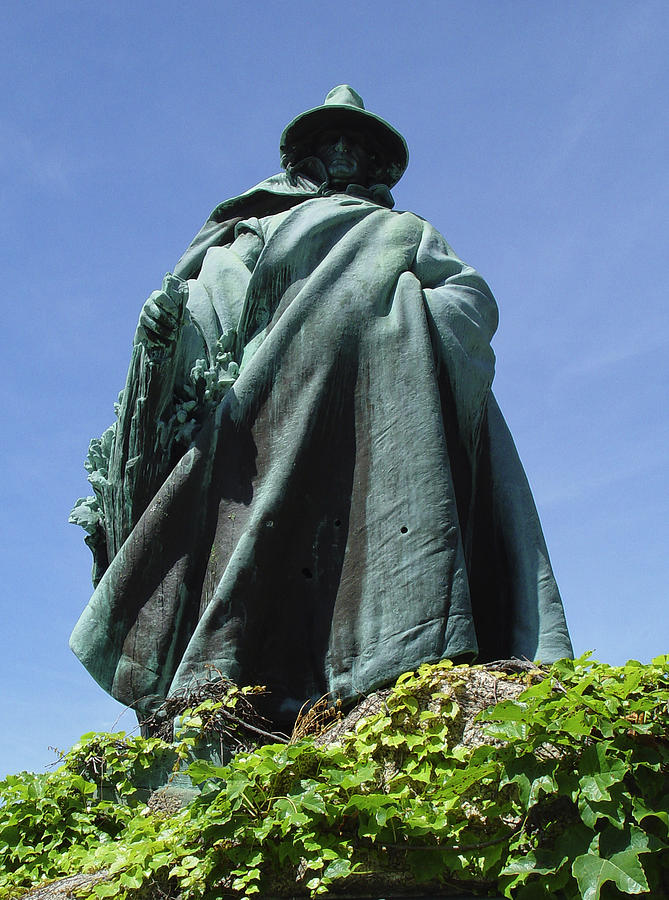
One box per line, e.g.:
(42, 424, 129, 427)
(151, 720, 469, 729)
(71, 85, 572, 724)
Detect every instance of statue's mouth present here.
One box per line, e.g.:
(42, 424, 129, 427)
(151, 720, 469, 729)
(328, 155, 356, 170)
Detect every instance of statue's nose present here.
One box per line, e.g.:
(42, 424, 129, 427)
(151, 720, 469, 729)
(334, 135, 349, 152)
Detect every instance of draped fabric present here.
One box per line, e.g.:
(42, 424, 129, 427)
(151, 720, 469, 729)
(71, 181, 572, 721)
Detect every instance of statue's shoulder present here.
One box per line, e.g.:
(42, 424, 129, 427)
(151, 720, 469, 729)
(210, 173, 320, 222)
(174, 174, 321, 280)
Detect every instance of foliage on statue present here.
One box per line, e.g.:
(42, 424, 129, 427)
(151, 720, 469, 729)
(2, 655, 667, 899)
(69, 319, 240, 587)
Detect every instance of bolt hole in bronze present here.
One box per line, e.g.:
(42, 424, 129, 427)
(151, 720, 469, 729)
(70, 86, 572, 730)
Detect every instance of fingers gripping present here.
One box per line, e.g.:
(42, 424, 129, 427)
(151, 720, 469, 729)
(136, 273, 188, 349)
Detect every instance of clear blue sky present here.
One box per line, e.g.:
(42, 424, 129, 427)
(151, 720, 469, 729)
(2, 0, 668, 779)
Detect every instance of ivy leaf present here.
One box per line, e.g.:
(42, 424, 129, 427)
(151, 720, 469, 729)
(187, 758, 227, 784)
(381, 733, 407, 748)
(578, 792, 626, 830)
(298, 789, 326, 815)
(577, 743, 628, 802)
(338, 761, 377, 789)
(119, 868, 144, 888)
(403, 760, 433, 784)
(572, 848, 649, 900)
(632, 797, 669, 837)
(561, 709, 592, 738)
(438, 761, 496, 795)
(482, 720, 528, 741)
(222, 770, 253, 800)
(480, 699, 530, 721)
(273, 798, 310, 831)
(500, 754, 557, 807)
(501, 848, 566, 878)
(404, 733, 427, 750)
(323, 857, 353, 880)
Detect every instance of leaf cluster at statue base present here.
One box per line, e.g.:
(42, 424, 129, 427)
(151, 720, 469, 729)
(1, 654, 667, 899)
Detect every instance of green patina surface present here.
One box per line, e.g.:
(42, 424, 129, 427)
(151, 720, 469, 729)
(70, 86, 572, 727)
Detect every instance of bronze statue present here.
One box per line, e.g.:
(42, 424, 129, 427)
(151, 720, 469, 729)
(71, 86, 572, 726)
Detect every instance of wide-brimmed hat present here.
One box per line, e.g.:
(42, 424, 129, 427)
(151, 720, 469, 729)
(280, 85, 409, 187)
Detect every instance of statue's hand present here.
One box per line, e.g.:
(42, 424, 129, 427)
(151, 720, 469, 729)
(135, 273, 188, 350)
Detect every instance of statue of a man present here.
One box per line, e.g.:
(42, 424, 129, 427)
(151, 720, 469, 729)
(71, 86, 573, 726)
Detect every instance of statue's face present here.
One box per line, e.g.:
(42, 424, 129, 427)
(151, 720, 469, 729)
(315, 131, 370, 187)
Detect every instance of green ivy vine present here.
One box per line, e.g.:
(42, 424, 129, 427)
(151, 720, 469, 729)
(1, 654, 667, 899)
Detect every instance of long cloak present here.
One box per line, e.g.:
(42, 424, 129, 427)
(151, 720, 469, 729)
(71, 176, 573, 721)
